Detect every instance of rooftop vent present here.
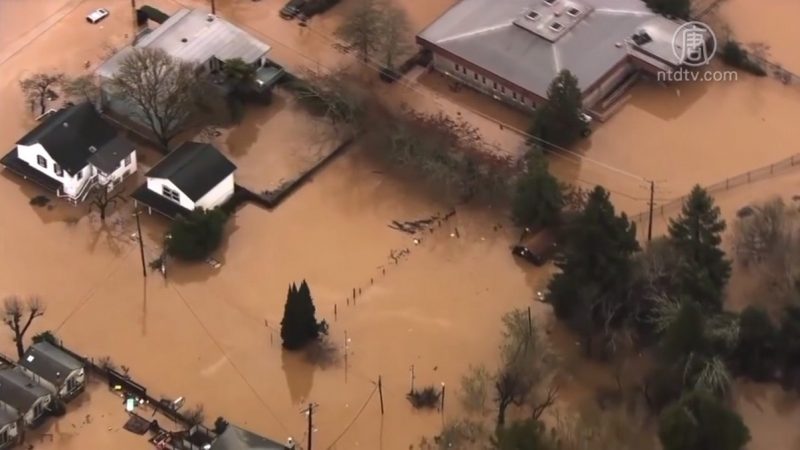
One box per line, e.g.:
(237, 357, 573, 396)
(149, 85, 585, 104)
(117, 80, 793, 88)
(89, 145, 97, 153)
(62, 122, 69, 128)
(526, 11, 540, 20)
(631, 30, 652, 46)
(543, 0, 558, 5)
(181, 37, 188, 43)
(567, 7, 580, 16)
(549, 21, 564, 31)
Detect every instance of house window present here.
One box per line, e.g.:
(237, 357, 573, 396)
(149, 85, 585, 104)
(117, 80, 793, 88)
(76, 170, 83, 180)
(0, 428, 8, 444)
(501, 86, 506, 94)
(54, 163, 63, 177)
(162, 185, 181, 202)
(473, 72, 478, 81)
(512, 92, 518, 100)
(481, 76, 486, 84)
(455, 63, 461, 72)
(493, 82, 498, 90)
(461, 66, 467, 74)
(122, 154, 132, 167)
(36, 155, 47, 169)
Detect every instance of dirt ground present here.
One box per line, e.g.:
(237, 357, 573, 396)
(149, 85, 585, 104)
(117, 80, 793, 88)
(2, 0, 800, 449)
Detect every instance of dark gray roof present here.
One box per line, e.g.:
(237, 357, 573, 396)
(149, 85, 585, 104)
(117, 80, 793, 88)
(211, 425, 288, 450)
(145, 142, 236, 201)
(0, 405, 18, 427)
(20, 342, 83, 387)
(417, 0, 686, 98)
(87, 135, 135, 174)
(0, 367, 50, 412)
(16, 102, 132, 175)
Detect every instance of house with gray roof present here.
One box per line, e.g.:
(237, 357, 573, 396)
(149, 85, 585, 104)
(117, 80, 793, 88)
(0, 405, 20, 449)
(0, 102, 137, 203)
(209, 424, 292, 450)
(417, 0, 708, 115)
(19, 342, 86, 401)
(0, 367, 52, 426)
(96, 8, 272, 79)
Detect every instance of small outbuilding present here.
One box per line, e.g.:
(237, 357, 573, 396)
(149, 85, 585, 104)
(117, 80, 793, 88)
(132, 142, 236, 219)
(0, 406, 20, 449)
(19, 342, 86, 401)
(0, 367, 52, 426)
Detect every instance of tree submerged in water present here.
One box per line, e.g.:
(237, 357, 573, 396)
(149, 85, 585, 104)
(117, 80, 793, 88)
(281, 281, 328, 350)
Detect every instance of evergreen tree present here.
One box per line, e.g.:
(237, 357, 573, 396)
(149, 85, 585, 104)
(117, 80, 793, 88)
(643, 0, 690, 19)
(668, 185, 731, 310)
(166, 208, 229, 261)
(280, 280, 327, 350)
(491, 419, 554, 450)
(529, 70, 585, 149)
(511, 150, 564, 229)
(547, 186, 639, 354)
(779, 304, 800, 387)
(734, 306, 777, 381)
(658, 390, 750, 450)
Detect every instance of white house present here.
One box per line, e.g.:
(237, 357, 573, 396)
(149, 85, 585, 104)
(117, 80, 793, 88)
(19, 342, 86, 402)
(132, 142, 236, 218)
(0, 406, 19, 449)
(0, 102, 137, 203)
(0, 367, 52, 427)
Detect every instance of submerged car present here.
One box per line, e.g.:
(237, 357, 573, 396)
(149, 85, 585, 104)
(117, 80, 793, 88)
(279, 0, 307, 19)
(86, 8, 110, 24)
(511, 229, 558, 266)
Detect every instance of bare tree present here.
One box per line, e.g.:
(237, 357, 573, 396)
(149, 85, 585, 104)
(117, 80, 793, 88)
(379, 6, 413, 71)
(183, 404, 205, 428)
(20, 73, 65, 115)
(109, 48, 202, 150)
(2, 296, 46, 359)
(88, 182, 126, 222)
(289, 70, 370, 130)
(62, 74, 101, 105)
(335, 0, 385, 62)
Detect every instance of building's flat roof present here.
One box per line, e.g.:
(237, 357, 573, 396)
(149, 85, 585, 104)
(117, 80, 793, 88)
(97, 8, 271, 78)
(417, 0, 687, 98)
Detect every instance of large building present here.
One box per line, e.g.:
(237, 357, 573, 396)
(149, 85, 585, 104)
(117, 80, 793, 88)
(417, 0, 705, 115)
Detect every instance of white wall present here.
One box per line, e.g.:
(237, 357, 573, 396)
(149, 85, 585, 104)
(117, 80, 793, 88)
(16, 143, 91, 197)
(432, 54, 539, 111)
(195, 174, 234, 210)
(22, 395, 50, 426)
(0, 420, 18, 445)
(97, 150, 138, 190)
(19, 368, 85, 398)
(146, 177, 196, 210)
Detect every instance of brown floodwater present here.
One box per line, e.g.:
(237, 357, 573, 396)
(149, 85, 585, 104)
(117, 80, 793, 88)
(2, 0, 800, 448)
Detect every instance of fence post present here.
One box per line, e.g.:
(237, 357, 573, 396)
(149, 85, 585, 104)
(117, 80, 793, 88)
(771, 164, 774, 175)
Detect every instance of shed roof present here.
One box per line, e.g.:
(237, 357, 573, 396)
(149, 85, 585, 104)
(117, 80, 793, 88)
(20, 342, 84, 388)
(16, 103, 131, 175)
(0, 367, 50, 412)
(417, 0, 687, 98)
(0, 406, 18, 427)
(146, 142, 236, 201)
(210, 425, 288, 450)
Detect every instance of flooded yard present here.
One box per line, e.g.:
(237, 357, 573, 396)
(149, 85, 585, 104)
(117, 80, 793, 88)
(2, 0, 800, 448)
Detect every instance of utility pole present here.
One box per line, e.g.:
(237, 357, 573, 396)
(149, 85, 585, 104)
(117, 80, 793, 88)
(647, 180, 655, 242)
(344, 330, 349, 383)
(302, 403, 316, 450)
(134, 210, 147, 278)
(131, 0, 136, 8)
(211, 0, 216, 14)
(378, 376, 385, 415)
(409, 364, 415, 394)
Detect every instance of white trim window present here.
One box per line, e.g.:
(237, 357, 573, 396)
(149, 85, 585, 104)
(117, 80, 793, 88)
(122, 154, 132, 167)
(162, 185, 181, 202)
(36, 155, 47, 169)
(54, 163, 63, 177)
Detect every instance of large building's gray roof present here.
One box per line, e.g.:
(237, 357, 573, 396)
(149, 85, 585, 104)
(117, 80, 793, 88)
(20, 342, 84, 388)
(418, 0, 686, 98)
(0, 367, 49, 413)
(97, 8, 270, 78)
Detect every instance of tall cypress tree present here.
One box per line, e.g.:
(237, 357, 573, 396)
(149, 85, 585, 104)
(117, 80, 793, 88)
(668, 185, 731, 310)
(280, 280, 327, 350)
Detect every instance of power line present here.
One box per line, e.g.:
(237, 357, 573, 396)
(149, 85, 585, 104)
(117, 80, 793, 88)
(325, 384, 378, 450)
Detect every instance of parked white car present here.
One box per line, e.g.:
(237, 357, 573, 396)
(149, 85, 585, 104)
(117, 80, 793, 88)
(86, 8, 109, 24)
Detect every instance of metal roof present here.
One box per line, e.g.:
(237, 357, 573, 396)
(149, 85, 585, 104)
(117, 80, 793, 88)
(0, 367, 50, 413)
(97, 9, 270, 78)
(145, 141, 236, 201)
(417, 0, 687, 98)
(210, 425, 288, 450)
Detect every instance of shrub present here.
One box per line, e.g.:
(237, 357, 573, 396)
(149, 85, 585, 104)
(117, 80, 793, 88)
(407, 386, 441, 409)
(166, 208, 229, 261)
(721, 41, 767, 76)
